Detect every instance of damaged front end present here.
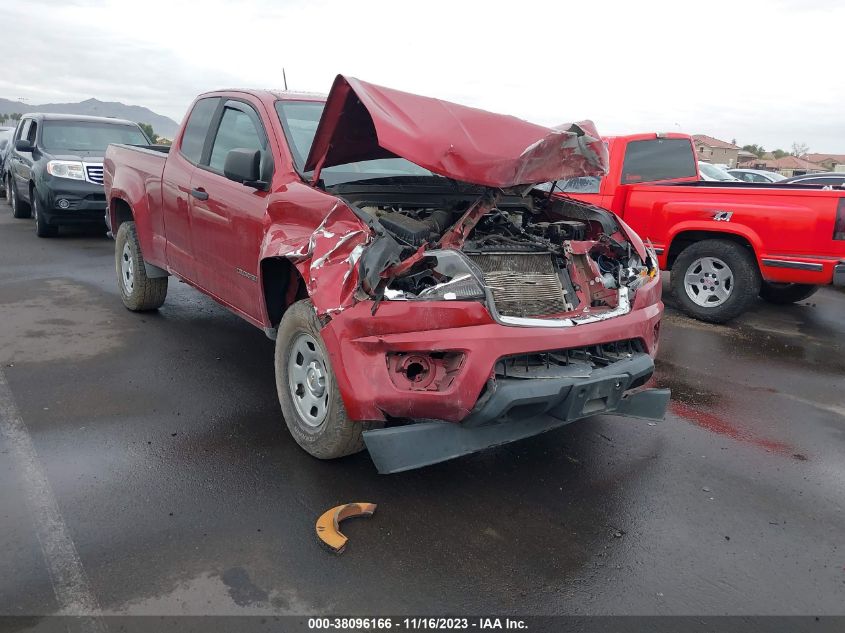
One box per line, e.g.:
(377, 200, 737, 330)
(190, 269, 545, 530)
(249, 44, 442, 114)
(284, 75, 668, 472)
(351, 184, 660, 328)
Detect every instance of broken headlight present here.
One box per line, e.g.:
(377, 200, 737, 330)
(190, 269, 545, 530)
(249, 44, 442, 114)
(384, 250, 486, 301)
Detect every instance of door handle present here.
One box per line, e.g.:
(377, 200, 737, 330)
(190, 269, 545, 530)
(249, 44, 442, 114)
(190, 187, 208, 201)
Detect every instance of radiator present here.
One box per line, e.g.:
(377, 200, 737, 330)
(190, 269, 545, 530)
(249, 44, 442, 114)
(469, 252, 568, 318)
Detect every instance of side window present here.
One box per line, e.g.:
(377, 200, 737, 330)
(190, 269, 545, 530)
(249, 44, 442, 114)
(179, 97, 220, 165)
(207, 106, 266, 173)
(26, 121, 37, 144)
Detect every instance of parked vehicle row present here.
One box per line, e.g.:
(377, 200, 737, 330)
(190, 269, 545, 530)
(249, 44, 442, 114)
(2, 114, 151, 236)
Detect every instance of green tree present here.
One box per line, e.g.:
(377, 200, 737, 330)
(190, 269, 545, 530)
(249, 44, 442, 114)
(742, 144, 765, 158)
(772, 149, 788, 159)
(137, 122, 157, 143)
(10, 113, 22, 121)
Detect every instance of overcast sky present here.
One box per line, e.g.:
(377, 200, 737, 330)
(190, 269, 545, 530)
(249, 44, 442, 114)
(3, 0, 843, 152)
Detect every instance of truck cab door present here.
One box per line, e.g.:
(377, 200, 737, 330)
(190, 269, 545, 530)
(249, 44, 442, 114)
(161, 97, 222, 283)
(188, 99, 272, 321)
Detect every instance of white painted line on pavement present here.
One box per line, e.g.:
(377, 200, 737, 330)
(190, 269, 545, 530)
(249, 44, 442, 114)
(0, 368, 104, 629)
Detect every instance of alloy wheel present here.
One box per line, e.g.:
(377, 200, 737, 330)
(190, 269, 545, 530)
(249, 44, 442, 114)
(683, 256, 733, 307)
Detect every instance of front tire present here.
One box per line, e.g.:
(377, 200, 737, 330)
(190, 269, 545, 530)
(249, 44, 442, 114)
(670, 239, 760, 323)
(274, 299, 377, 459)
(33, 191, 58, 238)
(10, 178, 30, 219)
(759, 282, 819, 305)
(114, 221, 168, 311)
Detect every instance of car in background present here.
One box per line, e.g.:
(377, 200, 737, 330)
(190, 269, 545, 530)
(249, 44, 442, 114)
(779, 172, 845, 187)
(728, 168, 787, 183)
(0, 126, 14, 197)
(698, 161, 740, 182)
(5, 113, 151, 236)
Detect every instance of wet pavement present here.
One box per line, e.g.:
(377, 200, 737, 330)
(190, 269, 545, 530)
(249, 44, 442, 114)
(0, 204, 843, 617)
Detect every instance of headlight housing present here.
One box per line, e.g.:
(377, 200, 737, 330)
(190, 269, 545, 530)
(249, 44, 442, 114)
(46, 160, 85, 180)
(384, 250, 486, 301)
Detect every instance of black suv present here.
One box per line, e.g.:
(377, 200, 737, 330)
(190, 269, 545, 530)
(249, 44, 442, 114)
(5, 113, 150, 236)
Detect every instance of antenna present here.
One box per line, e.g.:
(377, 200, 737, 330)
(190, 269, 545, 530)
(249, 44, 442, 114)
(283, 68, 288, 91)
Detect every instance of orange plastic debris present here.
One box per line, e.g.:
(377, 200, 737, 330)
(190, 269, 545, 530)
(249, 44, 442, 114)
(315, 502, 377, 554)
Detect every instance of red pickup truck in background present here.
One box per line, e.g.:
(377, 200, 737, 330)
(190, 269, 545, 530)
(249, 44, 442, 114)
(103, 76, 669, 473)
(558, 133, 845, 322)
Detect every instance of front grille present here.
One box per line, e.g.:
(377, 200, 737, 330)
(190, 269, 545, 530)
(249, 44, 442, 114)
(85, 164, 104, 185)
(496, 339, 645, 378)
(469, 252, 567, 317)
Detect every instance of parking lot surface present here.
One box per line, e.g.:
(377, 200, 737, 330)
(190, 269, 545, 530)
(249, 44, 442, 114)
(1, 204, 843, 616)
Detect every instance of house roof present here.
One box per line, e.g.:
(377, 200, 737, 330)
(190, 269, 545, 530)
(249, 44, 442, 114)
(738, 155, 825, 171)
(803, 153, 845, 164)
(692, 134, 740, 150)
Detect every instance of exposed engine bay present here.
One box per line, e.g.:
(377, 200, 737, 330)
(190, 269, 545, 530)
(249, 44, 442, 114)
(330, 179, 658, 324)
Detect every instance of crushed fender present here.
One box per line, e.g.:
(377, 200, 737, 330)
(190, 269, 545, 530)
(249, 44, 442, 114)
(315, 502, 377, 554)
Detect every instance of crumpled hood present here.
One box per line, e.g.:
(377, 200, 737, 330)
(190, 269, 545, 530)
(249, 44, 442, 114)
(304, 75, 608, 188)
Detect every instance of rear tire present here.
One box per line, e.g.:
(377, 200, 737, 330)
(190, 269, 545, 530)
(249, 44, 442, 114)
(670, 239, 760, 323)
(114, 221, 168, 311)
(274, 299, 379, 459)
(759, 282, 819, 305)
(33, 192, 58, 238)
(10, 178, 30, 219)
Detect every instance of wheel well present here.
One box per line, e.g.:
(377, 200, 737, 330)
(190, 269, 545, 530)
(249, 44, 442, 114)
(111, 199, 134, 231)
(666, 231, 756, 268)
(261, 258, 307, 327)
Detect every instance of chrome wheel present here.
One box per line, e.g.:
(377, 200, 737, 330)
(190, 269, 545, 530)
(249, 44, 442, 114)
(10, 180, 16, 208)
(4, 177, 10, 204)
(31, 195, 38, 227)
(120, 241, 135, 295)
(684, 256, 733, 307)
(287, 332, 329, 428)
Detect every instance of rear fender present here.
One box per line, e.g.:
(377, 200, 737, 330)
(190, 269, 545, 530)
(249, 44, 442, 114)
(664, 220, 763, 268)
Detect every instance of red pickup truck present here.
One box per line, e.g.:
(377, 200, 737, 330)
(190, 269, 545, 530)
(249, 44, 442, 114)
(104, 76, 669, 473)
(557, 133, 845, 322)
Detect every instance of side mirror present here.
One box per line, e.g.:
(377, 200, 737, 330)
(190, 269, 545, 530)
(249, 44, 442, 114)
(15, 139, 35, 152)
(224, 148, 267, 190)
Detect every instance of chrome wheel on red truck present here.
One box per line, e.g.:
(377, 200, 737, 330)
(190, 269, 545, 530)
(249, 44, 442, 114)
(670, 239, 760, 323)
(275, 299, 379, 460)
(682, 256, 733, 307)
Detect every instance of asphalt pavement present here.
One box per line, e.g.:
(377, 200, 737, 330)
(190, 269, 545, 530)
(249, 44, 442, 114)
(1, 202, 843, 618)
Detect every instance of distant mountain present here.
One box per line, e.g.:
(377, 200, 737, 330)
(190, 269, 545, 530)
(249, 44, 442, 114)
(0, 97, 180, 139)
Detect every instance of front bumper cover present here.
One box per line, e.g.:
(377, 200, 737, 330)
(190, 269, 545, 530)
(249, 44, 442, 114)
(39, 178, 106, 225)
(363, 353, 669, 474)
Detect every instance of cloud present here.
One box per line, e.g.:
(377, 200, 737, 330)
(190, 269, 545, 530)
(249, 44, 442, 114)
(4, 0, 845, 152)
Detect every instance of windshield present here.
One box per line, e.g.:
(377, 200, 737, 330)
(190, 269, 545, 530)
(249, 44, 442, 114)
(275, 100, 435, 186)
(698, 162, 736, 181)
(0, 130, 11, 150)
(41, 120, 149, 153)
